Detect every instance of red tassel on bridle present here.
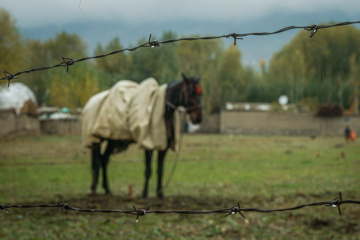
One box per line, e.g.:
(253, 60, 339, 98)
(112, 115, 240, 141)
(195, 85, 202, 95)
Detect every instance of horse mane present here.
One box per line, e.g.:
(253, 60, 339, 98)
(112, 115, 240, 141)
(166, 80, 182, 89)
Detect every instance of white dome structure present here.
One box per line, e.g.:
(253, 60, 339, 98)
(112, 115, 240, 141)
(0, 82, 37, 114)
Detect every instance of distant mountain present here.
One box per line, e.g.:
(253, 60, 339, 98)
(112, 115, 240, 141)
(19, 10, 358, 68)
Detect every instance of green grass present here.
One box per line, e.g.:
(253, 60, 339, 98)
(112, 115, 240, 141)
(0, 134, 359, 239)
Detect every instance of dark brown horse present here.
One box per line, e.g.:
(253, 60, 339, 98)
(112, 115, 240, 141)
(88, 74, 202, 199)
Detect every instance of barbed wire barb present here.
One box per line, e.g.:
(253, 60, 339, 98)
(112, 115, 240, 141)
(148, 34, 160, 48)
(133, 205, 150, 222)
(226, 202, 246, 219)
(1, 20, 359, 85)
(0, 203, 11, 213)
(326, 191, 343, 215)
(57, 202, 70, 212)
(3, 71, 18, 87)
(305, 24, 319, 38)
(61, 57, 75, 73)
(225, 33, 243, 45)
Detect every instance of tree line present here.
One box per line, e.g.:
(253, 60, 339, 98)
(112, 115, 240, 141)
(1, 8, 359, 113)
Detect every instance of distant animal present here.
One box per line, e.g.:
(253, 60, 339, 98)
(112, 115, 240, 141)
(81, 74, 202, 199)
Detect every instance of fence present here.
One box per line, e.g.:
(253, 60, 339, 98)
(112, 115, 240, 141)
(0, 109, 40, 137)
(40, 118, 81, 135)
(220, 111, 360, 136)
(1, 192, 359, 222)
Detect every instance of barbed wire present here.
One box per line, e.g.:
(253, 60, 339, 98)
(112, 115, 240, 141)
(1, 20, 360, 86)
(1, 192, 359, 222)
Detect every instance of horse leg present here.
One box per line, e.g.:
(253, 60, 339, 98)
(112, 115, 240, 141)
(91, 145, 101, 195)
(101, 140, 115, 195)
(143, 150, 153, 199)
(157, 149, 168, 199)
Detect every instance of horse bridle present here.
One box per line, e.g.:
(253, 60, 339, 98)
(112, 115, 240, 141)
(165, 100, 202, 113)
(165, 84, 202, 113)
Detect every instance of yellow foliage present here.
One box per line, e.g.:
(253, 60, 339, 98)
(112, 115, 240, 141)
(48, 66, 101, 108)
(0, 8, 24, 73)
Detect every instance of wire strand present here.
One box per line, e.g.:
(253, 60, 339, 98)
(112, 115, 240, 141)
(1, 21, 359, 84)
(1, 192, 359, 222)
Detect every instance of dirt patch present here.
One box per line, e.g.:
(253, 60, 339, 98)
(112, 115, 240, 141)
(309, 218, 332, 230)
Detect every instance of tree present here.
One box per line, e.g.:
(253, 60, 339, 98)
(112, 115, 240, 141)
(23, 31, 88, 105)
(23, 39, 51, 104)
(211, 45, 243, 112)
(0, 8, 24, 78)
(267, 24, 360, 108)
(176, 37, 224, 112)
(48, 63, 101, 108)
(44, 31, 87, 61)
(156, 31, 179, 84)
(94, 37, 127, 77)
(125, 35, 163, 82)
(349, 54, 360, 113)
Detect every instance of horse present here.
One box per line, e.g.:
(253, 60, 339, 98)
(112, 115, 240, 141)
(82, 74, 202, 199)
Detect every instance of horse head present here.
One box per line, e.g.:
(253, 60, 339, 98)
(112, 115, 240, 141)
(180, 73, 202, 124)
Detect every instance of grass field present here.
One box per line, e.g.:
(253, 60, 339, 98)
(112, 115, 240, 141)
(0, 134, 359, 239)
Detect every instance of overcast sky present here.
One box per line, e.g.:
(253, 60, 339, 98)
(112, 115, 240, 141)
(2, 0, 359, 28)
(1, 0, 359, 66)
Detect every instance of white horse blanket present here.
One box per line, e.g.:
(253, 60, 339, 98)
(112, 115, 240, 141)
(81, 78, 180, 153)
